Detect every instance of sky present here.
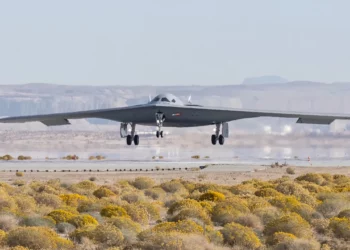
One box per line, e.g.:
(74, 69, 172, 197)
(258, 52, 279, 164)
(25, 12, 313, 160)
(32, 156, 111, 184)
(0, 0, 350, 86)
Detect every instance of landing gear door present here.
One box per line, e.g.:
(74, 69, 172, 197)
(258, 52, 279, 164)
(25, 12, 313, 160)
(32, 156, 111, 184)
(120, 123, 128, 138)
(222, 122, 229, 138)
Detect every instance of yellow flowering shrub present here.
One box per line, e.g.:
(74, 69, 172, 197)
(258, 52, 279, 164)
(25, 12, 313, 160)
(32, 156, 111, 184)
(0, 229, 6, 245)
(47, 209, 75, 224)
(59, 194, 87, 207)
(264, 213, 313, 238)
(199, 190, 225, 202)
(69, 214, 98, 228)
(100, 205, 129, 218)
(266, 232, 297, 245)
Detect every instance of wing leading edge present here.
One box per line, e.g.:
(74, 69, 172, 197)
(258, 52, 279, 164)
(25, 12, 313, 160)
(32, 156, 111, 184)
(0, 105, 153, 126)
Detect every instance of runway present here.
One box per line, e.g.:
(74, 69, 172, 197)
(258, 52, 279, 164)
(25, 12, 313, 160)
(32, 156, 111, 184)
(1, 158, 350, 173)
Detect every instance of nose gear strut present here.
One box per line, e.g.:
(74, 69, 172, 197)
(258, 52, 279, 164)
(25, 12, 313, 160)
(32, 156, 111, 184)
(155, 112, 165, 138)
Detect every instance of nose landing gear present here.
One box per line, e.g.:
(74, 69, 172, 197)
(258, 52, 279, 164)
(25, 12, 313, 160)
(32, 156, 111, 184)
(155, 112, 165, 138)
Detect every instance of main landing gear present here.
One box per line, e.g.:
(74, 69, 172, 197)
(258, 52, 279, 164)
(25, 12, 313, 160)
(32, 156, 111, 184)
(155, 112, 165, 139)
(211, 123, 225, 145)
(121, 123, 139, 146)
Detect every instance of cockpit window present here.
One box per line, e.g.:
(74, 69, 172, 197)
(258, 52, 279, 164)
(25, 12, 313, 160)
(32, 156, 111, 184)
(161, 98, 170, 102)
(172, 99, 176, 103)
(152, 97, 160, 102)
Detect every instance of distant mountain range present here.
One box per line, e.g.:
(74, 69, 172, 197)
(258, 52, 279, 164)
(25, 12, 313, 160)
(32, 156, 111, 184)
(242, 75, 288, 85)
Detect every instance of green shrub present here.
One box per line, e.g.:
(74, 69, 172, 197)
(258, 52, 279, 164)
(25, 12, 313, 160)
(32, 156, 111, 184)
(234, 213, 263, 231)
(247, 196, 272, 211)
(230, 184, 257, 195)
(286, 167, 295, 175)
(220, 222, 262, 249)
(34, 193, 61, 208)
(91, 224, 124, 247)
(255, 188, 282, 197)
(89, 176, 97, 181)
(109, 216, 142, 244)
(100, 205, 128, 218)
(69, 225, 96, 242)
(72, 180, 97, 190)
(121, 192, 145, 203)
(144, 187, 166, 200)
(69, 214, 98, 228)
(317, 198, 350, 218)
(132, 177, 155, 190)
(253, 206, 281, 226)
(139, 220, 204, 239)
(160, 180, 187, 194)
(14, 195, 36, 214)
(296, 173, 325, 185)
(168, 199, 203, 215)
(212, 198, 250, 225)
(329, 217, 350, 240)
(93, 187, 116, 199)
(0, 214, 19, 231)
(56, 222, 76, 234)
(338, 209, 350, 219)
(274, 238, 320, 250)
(122, 204, 149, 225)
(20, 216, 55, 228)
(7, 227, 60, 250)
(275, 181, 309, 197)
(77, 199, 102, 213)
(16, 172, 24, 177)
(264, 213, 313, 238)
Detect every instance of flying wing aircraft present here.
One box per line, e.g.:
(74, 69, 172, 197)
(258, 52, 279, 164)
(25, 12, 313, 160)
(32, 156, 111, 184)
(0, 93, 349, 146)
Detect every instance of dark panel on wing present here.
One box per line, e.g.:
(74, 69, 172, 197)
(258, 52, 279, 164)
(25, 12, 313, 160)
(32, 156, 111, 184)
(41, 118, 70, 126)
(296, 117, 334, 124)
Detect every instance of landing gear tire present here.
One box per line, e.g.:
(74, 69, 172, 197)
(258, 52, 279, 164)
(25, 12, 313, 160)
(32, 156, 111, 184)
(126, 135, 132, 145)
(156, 131, 160, 138)
(133, 135, 139, 145)
(211, 134, 217, 145)
(160, 131, 164, 138)
(218, 135, 225, 145)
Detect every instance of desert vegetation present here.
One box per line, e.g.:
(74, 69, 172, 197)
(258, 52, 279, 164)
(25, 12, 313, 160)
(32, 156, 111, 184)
(62, 155, 79, 160)
(0, 173, 350, 249)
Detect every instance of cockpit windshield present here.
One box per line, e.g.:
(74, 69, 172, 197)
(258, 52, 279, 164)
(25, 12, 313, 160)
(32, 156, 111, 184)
(161, 98, 170, 102)
(150, 94, 184, 105)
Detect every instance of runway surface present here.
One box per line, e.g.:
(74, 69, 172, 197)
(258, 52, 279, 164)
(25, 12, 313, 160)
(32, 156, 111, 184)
(1, 158, 350, 173)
